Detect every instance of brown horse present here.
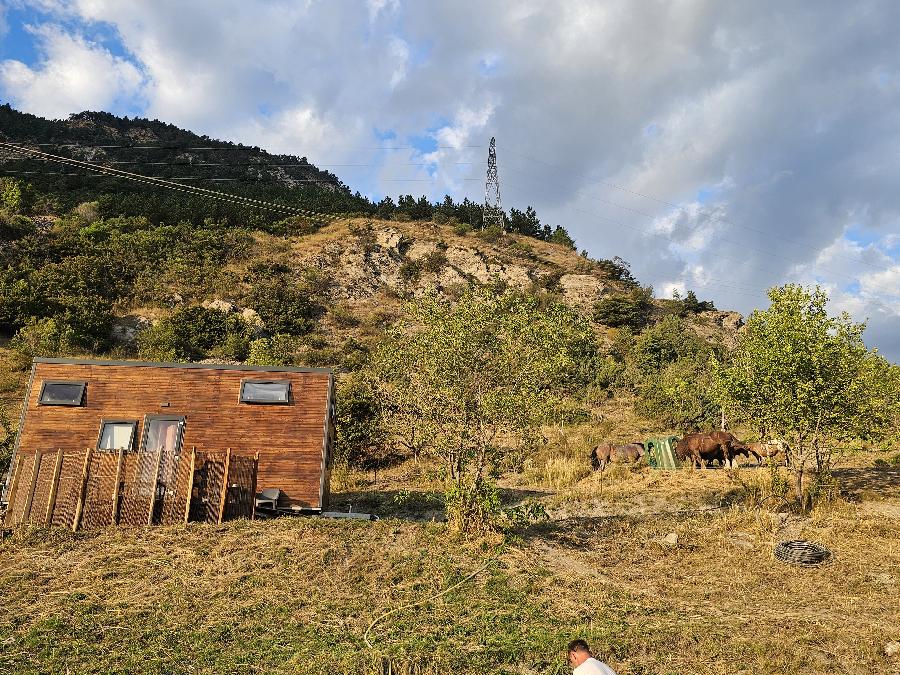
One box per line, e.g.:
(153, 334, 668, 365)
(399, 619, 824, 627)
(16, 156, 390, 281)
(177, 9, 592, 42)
(590, 443, 645, 471)
(675, 431, 740, 469)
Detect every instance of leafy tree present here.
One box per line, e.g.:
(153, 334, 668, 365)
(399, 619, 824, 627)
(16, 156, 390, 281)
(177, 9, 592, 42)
(595, 256, 638, 286)
(137, 306, 249, 362)
(0, 179, 22, 212)
(246, 279, 322, 336)
(547, 225, 576, 250)
(635, 356, 719, 432)
(714, 285, 898, 505)
(371, 289, 596, 533)
(593, 287, 653, 329)
(333, 374, 386, 468)
(681, 289, 716, 313)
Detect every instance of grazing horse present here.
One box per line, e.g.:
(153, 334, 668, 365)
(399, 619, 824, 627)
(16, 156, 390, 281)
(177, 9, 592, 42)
(590, 443, 645, 471)
(675, 431, 740, 469)
(734, 441, 789, 466)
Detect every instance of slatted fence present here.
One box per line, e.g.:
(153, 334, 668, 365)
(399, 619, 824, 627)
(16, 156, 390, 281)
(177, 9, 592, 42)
(3, 448, 259, 530)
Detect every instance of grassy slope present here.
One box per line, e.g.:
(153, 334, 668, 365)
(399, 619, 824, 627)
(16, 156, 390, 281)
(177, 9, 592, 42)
(2, 455, 899, 675)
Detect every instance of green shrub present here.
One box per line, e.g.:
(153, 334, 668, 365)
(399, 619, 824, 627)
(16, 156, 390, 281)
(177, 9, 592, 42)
(246, 281, 321, 335)
(334, 374, 385, 468)
(593, 287, 653, 329)
(329, 304, 360, 328)
(398, 259, 422, 282)
(137, 306, 250, 362)
(10, 318, 77, 369)
(477, 225, 503, 243)
(245, 335, 297, 366)
(0, 211, 36, 240)
(419, 250, 448, 275)
(453, 222, 472, 236)
(0, 178, 22, 212)
(0, 408, 16, 480)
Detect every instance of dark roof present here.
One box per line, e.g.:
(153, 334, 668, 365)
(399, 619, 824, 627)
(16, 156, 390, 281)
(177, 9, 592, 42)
(33, 357, 332, 375)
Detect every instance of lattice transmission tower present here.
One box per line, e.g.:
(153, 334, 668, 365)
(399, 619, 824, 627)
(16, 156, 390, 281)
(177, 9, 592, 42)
(483, 136, 504, 230)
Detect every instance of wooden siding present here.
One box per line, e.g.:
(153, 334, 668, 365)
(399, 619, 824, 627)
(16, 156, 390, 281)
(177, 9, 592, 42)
(16, 361, 331, 508)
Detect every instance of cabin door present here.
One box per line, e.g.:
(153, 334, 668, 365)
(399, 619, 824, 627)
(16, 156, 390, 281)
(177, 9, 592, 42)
(141, 415, 185, 523)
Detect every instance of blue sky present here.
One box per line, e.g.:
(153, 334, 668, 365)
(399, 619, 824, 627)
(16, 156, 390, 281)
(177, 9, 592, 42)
(1, 0, 899, 360)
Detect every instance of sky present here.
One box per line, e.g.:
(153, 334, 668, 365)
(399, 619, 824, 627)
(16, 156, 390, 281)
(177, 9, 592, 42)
(0, 0, 899, 361)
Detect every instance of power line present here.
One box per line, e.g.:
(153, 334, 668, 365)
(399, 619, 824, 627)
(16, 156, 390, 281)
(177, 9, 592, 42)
(0, 142, 338, 219)
(5, 141, 485, 151)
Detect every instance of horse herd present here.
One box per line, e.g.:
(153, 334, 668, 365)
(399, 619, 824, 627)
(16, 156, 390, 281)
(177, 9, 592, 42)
(590, 431, 790, 471)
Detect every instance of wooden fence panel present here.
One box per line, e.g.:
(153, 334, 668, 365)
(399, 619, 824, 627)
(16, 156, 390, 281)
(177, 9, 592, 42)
(79, 452, 119, 529)
(223, 453, 258, 521)
(157, 451, 193, 526)
(27, 452, 57, 525)
(117, 450, 160, 527)
(189, 451, 227, 524)
(50, 452, 87, 529)
(6, 454, 35, 527)
(7, 448, 259, 530)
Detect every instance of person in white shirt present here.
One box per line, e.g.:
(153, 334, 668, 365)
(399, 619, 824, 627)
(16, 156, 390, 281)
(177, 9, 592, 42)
(566, 639, 618, 674)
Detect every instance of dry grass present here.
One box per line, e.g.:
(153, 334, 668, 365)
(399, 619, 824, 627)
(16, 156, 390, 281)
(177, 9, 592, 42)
(3, 450, 899, 674)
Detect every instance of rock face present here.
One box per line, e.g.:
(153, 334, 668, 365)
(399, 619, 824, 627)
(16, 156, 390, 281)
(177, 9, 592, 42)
(709, 311, 744, 332)
(559, 274, 607, 309)
(202, 299, 239, 313)
(296, 225, 545, 301)
(110, 315, 153, 345)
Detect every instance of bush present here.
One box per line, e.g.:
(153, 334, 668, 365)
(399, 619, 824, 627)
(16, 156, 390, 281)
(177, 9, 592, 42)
(453, 222, 471, 236)
(245, 335, 297, 366)
(626, 315, 709, 377)
(0, 408, 15, 481)
(329, 304, 360, 328)
(419, 250, 448, 275)
(246, 280, 322, 336)
(593, 287, 653, 329)
(635, 355, 719, 432)
(477, 225, 503, 243)
(137, 306, 250, 362)
(0, 211, 36, 240)
(398, 259, 422, 282)
(334, 375, 385, 468)
(10, 318, 77, 369)
(0, 179, 22, 212)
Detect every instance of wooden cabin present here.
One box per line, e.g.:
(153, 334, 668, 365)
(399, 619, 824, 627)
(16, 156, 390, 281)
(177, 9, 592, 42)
(5, 358, 335, 515)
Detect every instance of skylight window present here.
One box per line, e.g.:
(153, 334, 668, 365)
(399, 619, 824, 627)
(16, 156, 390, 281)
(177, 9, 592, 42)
(240, 379, 291, 404)
(97, 421, 137, 452)
(38, 381, 86, 406)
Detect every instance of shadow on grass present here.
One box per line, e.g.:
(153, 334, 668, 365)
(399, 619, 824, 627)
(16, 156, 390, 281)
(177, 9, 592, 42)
(328, 486, 551, 521)
(833, 466, 900, 498)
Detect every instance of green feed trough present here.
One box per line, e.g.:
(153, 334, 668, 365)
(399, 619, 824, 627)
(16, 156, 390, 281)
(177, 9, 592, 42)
(646, 436, 681, 469)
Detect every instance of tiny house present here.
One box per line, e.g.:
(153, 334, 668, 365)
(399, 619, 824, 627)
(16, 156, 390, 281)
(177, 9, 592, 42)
(3, 358, 335, 523)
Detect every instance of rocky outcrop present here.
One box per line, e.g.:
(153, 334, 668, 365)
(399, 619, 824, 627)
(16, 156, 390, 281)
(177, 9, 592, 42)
(110, 315, 153, 344)
(559, 274, 607, 309)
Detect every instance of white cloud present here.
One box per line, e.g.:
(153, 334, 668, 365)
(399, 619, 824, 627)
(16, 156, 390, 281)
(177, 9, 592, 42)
(5, 0, 900, 358)
(0, 24, 144, 119)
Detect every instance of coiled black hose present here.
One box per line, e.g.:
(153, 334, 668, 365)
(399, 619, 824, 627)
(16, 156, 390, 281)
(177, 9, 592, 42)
(774, 540, 831, 566)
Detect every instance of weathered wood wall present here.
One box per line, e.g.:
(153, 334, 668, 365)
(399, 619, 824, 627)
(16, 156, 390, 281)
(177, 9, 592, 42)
(15, 361, 332, 508)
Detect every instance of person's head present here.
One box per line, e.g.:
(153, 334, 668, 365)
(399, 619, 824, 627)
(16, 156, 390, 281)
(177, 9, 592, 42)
(567, 639, 592, 668)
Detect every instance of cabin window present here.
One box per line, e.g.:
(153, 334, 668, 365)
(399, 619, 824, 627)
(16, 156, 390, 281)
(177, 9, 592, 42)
(97, 420, 137, 452)
(38, 380, 86, 406)
(240, 379, 291, 404)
